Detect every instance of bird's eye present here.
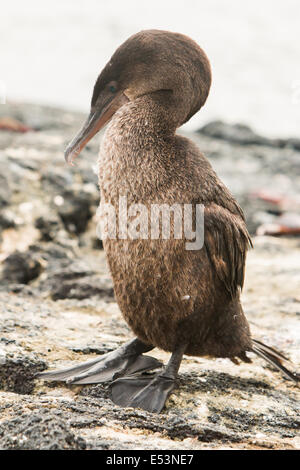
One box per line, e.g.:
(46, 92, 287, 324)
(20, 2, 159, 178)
(109, 84, 117, 93)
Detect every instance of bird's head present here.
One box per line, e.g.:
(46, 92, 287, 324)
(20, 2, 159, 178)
(65, 29, 211, 164)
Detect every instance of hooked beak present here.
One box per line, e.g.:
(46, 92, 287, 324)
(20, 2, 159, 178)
(64, 92, 129, 165)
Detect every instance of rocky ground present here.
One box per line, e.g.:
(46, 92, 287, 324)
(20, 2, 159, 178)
(0, 102, 299, 450)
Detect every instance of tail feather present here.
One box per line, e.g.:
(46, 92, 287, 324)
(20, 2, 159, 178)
(252, 339, 290, 362)
(251, 339, 299, 384)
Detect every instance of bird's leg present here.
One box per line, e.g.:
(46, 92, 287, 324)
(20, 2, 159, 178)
(111, 343, 187, 413)
(37, 338, 162, 385)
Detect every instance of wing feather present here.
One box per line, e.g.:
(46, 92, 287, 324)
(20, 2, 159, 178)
(204, 203, 252, 297)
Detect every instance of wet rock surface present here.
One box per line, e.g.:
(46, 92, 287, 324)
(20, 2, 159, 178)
(0, 102, 299, 450)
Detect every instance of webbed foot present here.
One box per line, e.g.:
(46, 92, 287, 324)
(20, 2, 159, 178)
(111, 344, 187, 413)
(111, 373, 176, 413)
(37, 338, 161, 384)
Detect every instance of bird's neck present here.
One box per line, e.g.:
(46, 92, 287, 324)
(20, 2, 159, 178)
(99, 94, 181, 200)
(108, 92, 185, 142)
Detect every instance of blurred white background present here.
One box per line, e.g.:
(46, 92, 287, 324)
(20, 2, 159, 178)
(1, 0, 300, 137)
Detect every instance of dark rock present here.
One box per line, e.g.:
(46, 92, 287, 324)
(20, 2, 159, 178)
(198, 121, 274, 146)
(197, 120, 300, 151)
(40, 260, 94, 295)
(58, 189, 96, 234)
(198, 120, 300, 152)
(1, 251, 43, 284)
(0, 337, 16, 345)
(80, 383, 111, 400)
(0, 211, 16, 229)
(41, 168, 73, 190)
(1, 284, 37, 295)
(0, 356, 46, 394)
(31, 242, 75, 260)
(0, 411, 86, 450)
(208, 413, 221, 424)
(48, 260, 94, 279)
(283, 138, 300, 151)
(51, 275, 114, 300)
(35, 215, 62, 241)
(0, 173, 11, 207)
(209, 404, 299, 436)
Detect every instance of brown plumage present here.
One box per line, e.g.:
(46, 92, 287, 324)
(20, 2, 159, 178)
(39, 30, 299, 412)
